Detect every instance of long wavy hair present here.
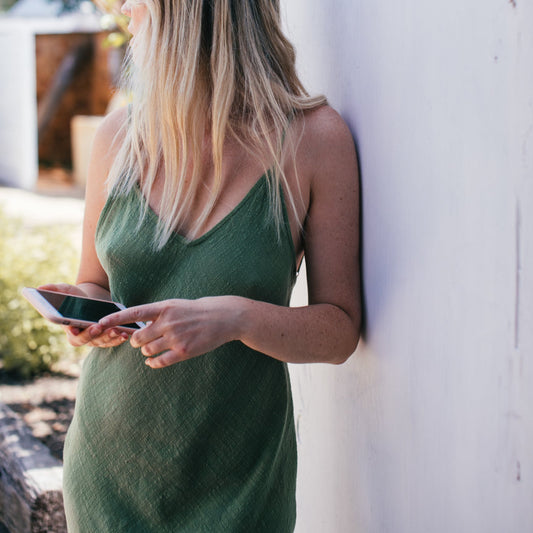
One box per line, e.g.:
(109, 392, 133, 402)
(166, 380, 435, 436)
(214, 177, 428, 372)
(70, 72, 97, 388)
(108, 0, 326, 248)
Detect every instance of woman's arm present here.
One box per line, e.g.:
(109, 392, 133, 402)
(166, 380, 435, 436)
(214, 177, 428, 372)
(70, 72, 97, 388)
(100, 107, 361, 366)
(239, 107, 361, 363)
(41, 107, 131, 347)
(76, 108, 128, 297)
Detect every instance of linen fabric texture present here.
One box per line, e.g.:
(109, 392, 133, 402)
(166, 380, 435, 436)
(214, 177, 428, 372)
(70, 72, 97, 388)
(62, 173, 298, 532)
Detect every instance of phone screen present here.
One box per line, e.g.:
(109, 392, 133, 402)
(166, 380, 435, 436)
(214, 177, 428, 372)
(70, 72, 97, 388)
(37, 290, 141, 329)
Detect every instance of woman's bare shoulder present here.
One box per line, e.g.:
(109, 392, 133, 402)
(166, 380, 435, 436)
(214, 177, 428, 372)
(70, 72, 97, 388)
(301, 105, 354, 150)
(98, 105, 129, 136)
(85, 106, 129, 201)
(296, 105, 358, 183)
(92, 106, 129, 163)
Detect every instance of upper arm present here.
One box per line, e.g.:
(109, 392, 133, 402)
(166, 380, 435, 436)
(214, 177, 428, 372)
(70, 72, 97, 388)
(302, 107, 361, 331)
(76, 107, 128, 289)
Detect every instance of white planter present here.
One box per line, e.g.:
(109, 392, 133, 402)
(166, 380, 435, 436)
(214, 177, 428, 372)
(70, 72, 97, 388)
(70, 115, 103, 187)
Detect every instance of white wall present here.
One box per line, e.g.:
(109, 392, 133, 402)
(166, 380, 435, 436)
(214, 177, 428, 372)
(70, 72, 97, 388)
(285, 1, 533, 532)
(0, 27, 37, 188)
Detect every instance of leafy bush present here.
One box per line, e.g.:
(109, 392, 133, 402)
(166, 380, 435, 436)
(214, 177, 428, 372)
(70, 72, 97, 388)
(0, 207, 81, 378)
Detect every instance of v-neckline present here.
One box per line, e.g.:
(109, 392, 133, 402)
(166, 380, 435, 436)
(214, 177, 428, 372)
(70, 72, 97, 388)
(133, 173, 268, 246)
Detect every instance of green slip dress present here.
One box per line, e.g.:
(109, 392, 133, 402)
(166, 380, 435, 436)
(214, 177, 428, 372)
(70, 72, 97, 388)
(62, 172, 298, 532)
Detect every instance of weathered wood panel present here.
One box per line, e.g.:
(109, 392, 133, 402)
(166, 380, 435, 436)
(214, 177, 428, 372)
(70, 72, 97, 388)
(35, 32, 116, 167)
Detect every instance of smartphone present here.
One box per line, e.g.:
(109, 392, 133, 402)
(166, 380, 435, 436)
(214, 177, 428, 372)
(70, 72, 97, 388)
(22, 288, 145, 331)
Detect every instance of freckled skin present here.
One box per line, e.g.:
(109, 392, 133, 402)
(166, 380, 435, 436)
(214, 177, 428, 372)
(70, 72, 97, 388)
(41, 99, 361, 366)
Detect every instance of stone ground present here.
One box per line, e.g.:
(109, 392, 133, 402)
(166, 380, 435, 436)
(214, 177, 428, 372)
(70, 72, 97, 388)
(0, 360, 80, 462)
(0, 168, 85, 227)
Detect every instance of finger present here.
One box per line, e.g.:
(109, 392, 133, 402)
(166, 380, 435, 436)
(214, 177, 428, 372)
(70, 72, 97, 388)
(145, 350, 185, 369)
(67, 324, 123, 347)
(78, 327, 129, 348)
(129, 320, 164, 348)
(65, 324, 103, 346)
(138, 335, 168, 357)
(98, 302, 164, 329)
(38, 283, 85, 296)
(65, 331, 85, 347)
(90, 330, 129, 348)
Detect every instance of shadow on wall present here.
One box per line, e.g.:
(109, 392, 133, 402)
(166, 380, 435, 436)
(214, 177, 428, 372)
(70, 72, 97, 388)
(319, 4, 459, 346)
(0, 163, 15, 187)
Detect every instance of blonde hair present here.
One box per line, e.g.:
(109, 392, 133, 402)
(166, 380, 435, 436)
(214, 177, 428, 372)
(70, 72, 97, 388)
(108, 0, 326, 247)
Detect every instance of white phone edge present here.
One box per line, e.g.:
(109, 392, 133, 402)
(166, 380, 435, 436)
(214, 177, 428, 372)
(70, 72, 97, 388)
(21, 287, 145, 331)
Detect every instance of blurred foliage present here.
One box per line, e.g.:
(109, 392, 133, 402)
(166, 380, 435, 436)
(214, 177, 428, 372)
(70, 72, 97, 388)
(0, 0, 18, 12)
(0, 208, 81, 379)
(93, 0, 131, 48)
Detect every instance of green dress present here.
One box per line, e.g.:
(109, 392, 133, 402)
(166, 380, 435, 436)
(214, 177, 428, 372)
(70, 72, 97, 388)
(63, 174, 298, 532)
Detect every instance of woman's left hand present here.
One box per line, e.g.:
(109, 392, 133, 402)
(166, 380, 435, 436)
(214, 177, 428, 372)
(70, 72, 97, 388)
(98, 297, 242, 368)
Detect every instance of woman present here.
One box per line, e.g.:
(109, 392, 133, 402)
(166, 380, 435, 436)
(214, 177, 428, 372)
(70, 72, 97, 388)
(44, 0, 361, 530)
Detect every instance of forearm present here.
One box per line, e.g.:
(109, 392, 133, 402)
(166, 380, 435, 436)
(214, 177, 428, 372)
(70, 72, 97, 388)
(234, 297, 360, 365)
(76, 281, 112, 301)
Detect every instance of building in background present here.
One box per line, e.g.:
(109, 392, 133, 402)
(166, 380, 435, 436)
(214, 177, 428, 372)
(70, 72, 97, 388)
(0, 0, 118, 188)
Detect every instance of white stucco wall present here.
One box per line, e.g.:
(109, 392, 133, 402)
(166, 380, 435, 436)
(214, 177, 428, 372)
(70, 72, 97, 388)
(0, 27, 37, 188)
(285, 1, 533, 532)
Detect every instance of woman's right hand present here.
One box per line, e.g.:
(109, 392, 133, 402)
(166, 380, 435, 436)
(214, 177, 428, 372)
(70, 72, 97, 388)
(38, 283, 130, 348)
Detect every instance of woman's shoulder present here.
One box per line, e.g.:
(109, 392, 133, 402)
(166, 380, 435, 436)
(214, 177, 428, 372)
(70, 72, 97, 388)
(86, 107, 129, 197)
(301, 104, 348, 128)
(295, 105, 357, 181)
(99, 105, 129, 134)
(299, 105, 354, 151)
(93, 106, 129, 157)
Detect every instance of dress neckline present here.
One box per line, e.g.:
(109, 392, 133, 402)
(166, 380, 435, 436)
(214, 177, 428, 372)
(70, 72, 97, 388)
(133, 173, 268, 247)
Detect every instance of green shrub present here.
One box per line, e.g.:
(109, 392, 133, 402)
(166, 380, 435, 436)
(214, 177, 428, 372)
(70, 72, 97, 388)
(0, 207, 81, 378)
